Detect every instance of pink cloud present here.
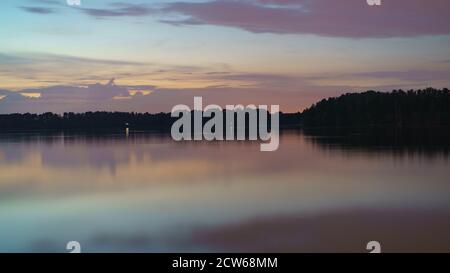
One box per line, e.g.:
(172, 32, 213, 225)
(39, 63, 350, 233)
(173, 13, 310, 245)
(163, 0, 450, 38)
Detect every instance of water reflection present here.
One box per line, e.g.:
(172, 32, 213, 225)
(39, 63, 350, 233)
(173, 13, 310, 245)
(301, 127, 450, 159)
(0, 130, 449, 252)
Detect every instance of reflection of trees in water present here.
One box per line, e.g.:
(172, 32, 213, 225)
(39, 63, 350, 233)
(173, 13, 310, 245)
(301, 127, 450, 159)
(0, 131, 171, 170)
(0, 130, 170, 144)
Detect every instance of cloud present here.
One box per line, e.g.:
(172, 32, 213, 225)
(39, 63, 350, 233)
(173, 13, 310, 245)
(0, 54, 30, 65)
(80, 3, 155, 18)
(0, 53, 157, 90)
(20, 6, 55, 14)
(159, 18, 204, 27)
(23, 0, 450, 38)
(18, 78, 151, 101)
(350, 70, 450, 82)
(16, 0, 450, 38)
(0, 89, 13, 96)
(0, 89, 34, 103)
(0, 53, 146, 68)
(161, 0, 450, 38)
(0, 79, 157, 113)
(1, 64, 449, 114)
(0, 77, 336, 114)
(19, 0, 66, 15)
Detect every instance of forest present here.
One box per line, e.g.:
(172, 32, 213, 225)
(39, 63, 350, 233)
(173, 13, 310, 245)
(300, 88, 450, 128)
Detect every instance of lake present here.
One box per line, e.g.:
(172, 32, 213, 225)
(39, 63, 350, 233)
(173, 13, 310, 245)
(0, 130, 449, 252)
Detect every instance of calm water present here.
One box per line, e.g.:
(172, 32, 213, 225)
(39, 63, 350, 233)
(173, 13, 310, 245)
(0, 130, 450, 253)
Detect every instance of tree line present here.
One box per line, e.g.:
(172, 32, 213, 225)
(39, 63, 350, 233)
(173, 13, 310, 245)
(300, 88, 450, 128)
(1, 88, 449, 130)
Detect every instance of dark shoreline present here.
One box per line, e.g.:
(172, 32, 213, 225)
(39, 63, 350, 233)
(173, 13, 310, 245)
(1, 88, 449, 132)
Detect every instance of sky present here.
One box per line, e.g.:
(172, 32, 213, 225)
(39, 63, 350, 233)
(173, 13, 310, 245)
(1, 0, 450, 113)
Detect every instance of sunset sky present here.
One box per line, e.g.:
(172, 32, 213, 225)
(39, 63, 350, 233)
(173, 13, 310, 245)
(1, 0, 450, 113)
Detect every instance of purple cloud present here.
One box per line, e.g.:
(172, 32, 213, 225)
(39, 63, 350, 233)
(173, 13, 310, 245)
(80, 3, 154, 18)
(0, 79, 344, 114)
(162, 0, 450, 38)
(23, 0, 450, 38)
(19, 79, 135, 101)
(351, 70, 450, 82)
